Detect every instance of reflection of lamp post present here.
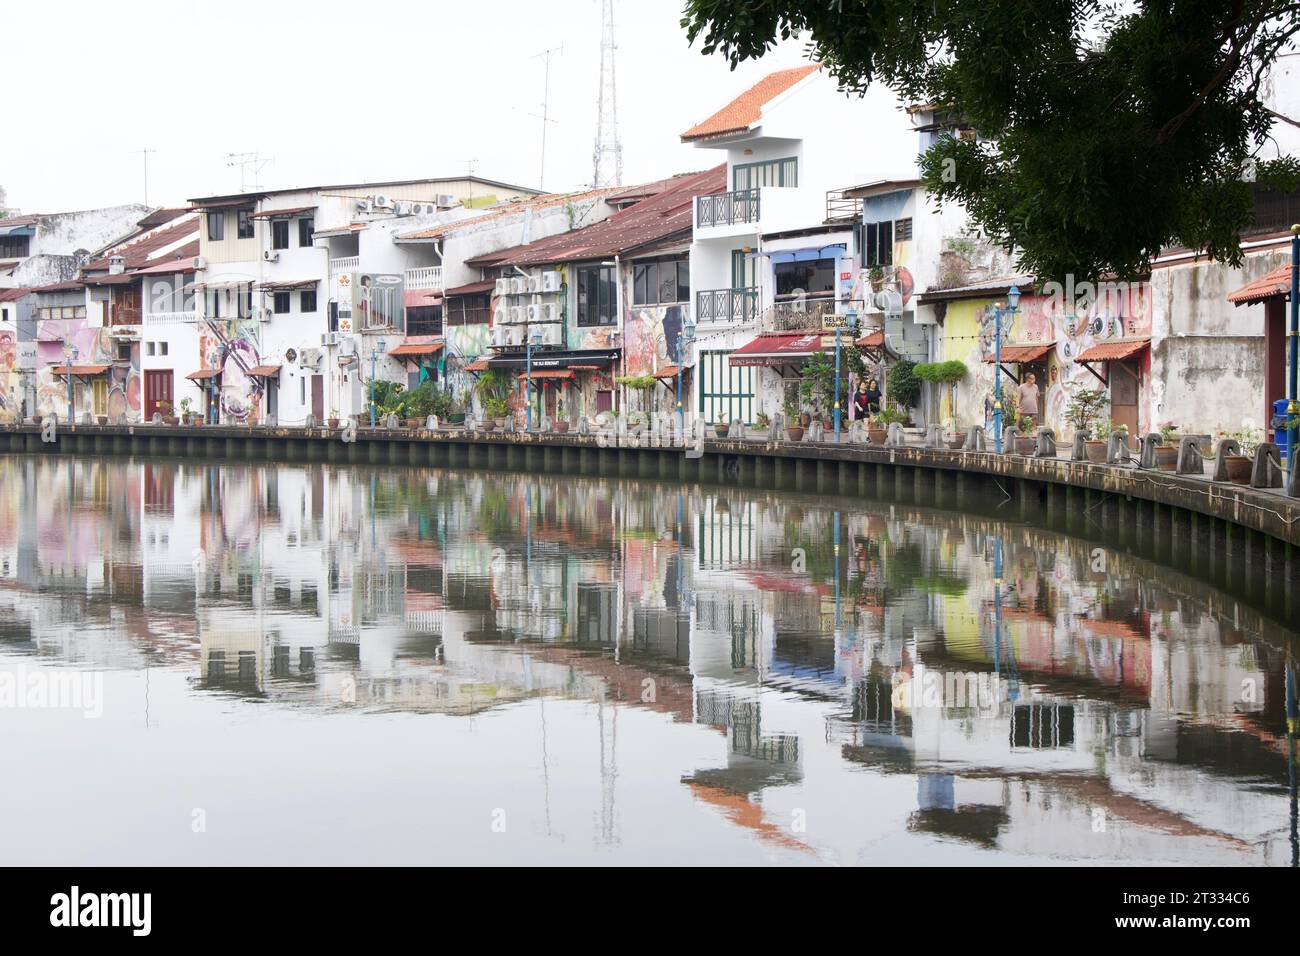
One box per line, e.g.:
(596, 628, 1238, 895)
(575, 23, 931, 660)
(993, 284, 1021, 452)
(526, 327, 542, 432)
(369, 337, 387, 428)
(62, 344, 79, 421)
(676, 319, 695, 436)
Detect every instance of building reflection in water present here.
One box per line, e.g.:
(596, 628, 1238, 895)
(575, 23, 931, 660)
(0, 454, 1296, 865)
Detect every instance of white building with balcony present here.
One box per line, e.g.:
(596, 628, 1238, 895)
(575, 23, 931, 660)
(682, 64, 980, 426)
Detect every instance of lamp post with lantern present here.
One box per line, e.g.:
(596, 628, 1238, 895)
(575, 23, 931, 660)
(993, 284, 1021, 453)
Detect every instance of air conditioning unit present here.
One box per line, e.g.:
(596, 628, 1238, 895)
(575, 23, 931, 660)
(338, 337, 356, 356)
(527, 274, 542, 294)
(263, 250, 279, 262)
(509, 305, 524, 324)
(435, 194, 457, 208)
(507, 327, 523, 347)
(494, 277, 512, 297)
(493, 307, 509, 326)
(193, 256, 207, 271)
(491, 327, 507, 347)
(300, 347, 324, 369)
(394, 201, 413, 216)
(540, 303, 558, 323)
(355, 198, 373, 212)
(526, 304, 540, 322)
(321, 332, 341, 347)
(540, 270, 561, 293)
(543, 325, 562, 346)
(510, 276, 526, 295)
(257, 308, 271, 323)
(372, 195, 394, 209)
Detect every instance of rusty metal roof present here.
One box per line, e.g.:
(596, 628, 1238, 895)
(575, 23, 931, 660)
(483, 166, 726, 268)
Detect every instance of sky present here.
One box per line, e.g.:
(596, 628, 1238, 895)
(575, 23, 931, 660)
(2, 0, 816, 213)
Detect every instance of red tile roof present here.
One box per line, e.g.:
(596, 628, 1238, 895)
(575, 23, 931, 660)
(1227, 264, 1295, 305)
(984, 342, 1055, 363)
(81, 216, 201, 275)
(482, 166, 726, 268)
(0, 287, 33, 302)
(389, 342, 444, 358)
(397, 187, 625, 242)
(1075, 338, 1150, 362)
(681, 63, 820, 141)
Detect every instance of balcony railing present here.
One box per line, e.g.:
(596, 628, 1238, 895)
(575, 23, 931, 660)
(404, 266, 443, 290)
(696, 287, 759, 324)
(330, 256, 360, 276)
(696, 189, 760, 229)
(765, 296, 841, 332)
(825, 189, 863, 223)
(145, 310, 200, 326)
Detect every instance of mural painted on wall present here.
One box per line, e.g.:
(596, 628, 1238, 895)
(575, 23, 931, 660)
(200, 319, 264, 423)
(33, 319, 141, 422)
(0, 329, 16, 421)
(624, 304, 685, 419)
(445, 321, 492, 407)
(943, 288, 1153, 436)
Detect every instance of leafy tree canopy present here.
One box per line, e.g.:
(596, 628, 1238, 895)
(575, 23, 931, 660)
(682, 0, 1300, 280)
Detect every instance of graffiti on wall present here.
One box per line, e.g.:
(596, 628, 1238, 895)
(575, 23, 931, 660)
(33, 319, 141, 421)
(200, 319, 263, 423)
(0, 330, 16, 420)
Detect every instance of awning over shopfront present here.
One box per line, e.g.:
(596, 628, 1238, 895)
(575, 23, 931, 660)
(487, 349, 620, 371)
(729, 333, 824, 369)
(1074, 338, 1150, 385)
(518, 369, 575, 382)
(983, 342, 1055, 364)
(444, 280, 496, 297)
(250, 206, 317, 220)
(463, 359, 490, 372)
(245, 365, 282, 378)
(52, 364, 111, 378)
(1227, 264, 1294, 305)
(389, 341, 444, 359)
(256, 279, 318, 292)
(186, 369, 221, 382)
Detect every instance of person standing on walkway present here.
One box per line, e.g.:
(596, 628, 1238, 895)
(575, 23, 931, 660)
(1018, 373, 1041, 428)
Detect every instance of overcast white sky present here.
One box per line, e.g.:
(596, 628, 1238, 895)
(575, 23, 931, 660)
(2, 0, 816, 212)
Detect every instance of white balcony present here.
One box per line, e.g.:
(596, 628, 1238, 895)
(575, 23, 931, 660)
(330, 256, 360, 277)
(145, 310, 201, 326)
(692, 185, 825, 239)
(404, 266, 443, 290)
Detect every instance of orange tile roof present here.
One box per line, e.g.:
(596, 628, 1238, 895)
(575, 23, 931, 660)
(1075, 338, 1150, 362)
(1227, 264, 1294, 305)
(681, 63, 821, 142)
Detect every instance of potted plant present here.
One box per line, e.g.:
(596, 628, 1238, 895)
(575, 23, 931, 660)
(886, 359, 921, 423)
(177, 398, 196, 426)
(945, 417, 967, 450)
(483, 395, 510, 430)
(869, 266, 885, 292)
(783, 400, 804, 442)
(1015, 413, 1038, 455)
(751, 411, 771, 435)
(328, 409, 340, 430)
(1155, 421, 1180, 470)
(875, 405, 907, 444)
(1064, 385, 1110, 463)
(97, 414, 108, 426)
(915, 360, 969, 430)
(1220, 425, 1259, 484)
(552, 392, 570, 433)
(799, 353, 840, 429)
(157, 400, 180, 426)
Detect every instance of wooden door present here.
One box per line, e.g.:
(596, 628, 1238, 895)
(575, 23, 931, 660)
(311, 375, 324, 422)
(1110, 361, 1139, 436)
(144, 369, 172, 420)
(92, 379, 108, 416)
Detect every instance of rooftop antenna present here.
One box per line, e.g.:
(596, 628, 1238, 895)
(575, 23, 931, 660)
(530, 44, 564, 190)
(464, 158, 479, 204)
(133, 148, 157, 206)
(592, 0, 623, 187)
(226, 152, 274, 193)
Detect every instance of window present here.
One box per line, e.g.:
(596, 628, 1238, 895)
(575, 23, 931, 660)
(863, 220, 894, 267)
(698, 349, 754, 425)
(444, 294, 489, 327)
(0, 235, 30, 258)
(732, 157, 797, 191)
(775, 258, 836, 298)
(146, 342, 156, 357)
(300, 289, 317, 313)
(299, 217, 314, 247)
(895, 217, 913, 241)
(632, 257, 689, 306)
(576, 264, 617, 326)
(406, 306, 441, 336)
(237, 208, 255, 239)
(730, 249, 757, 289)
(272, 220, 290, 250)
(159, 341, 168, 356)
(273, 292, 291, 314)
(207, 212, 225, 241)
(117, 341, 132, 363)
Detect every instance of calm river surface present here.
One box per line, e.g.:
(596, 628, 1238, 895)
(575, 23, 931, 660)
(0, 455, 1295, 866)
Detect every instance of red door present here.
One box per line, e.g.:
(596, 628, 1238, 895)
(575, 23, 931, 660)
(311, 375, 324, 422)
(145, 370, 173, 420)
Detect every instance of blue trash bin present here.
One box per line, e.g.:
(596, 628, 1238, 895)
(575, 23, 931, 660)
(1274, 397, 1292, 466)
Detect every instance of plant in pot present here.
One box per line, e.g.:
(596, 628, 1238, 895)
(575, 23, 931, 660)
(328, 408, 340, 430)
(1014, 413, 1038, 455)
(875, 405, 908, 444)
(156, 400, 175, 425)
(1155, 421, 1180, 470)
(886, 359, 920, 424)
(914, 360, 968, 436)
(1063, 385, 1110, 463)
(1220, 424, 1261, 484)
(799, 352, 840, 429)
(782, 400, 804, 442)
(751, 411, 771, 436)
(474, 369, 511, 430)
(552, 392, 570, 433)
(177, 398, 194, 426)
(616, 374, 657, 431)
(869, 266, 885, 292)
(482, 395, 510, 431)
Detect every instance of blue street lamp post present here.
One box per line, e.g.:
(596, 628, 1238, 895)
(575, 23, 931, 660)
(526, 328, 542, 432)
(63, 345, 78, 421)
(677, 319, 695, 436)
(1288, 225, 1298, 484)
(369, 338, 387, 428)
(993, 285, 1022, 453)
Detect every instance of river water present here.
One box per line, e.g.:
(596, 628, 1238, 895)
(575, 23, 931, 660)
(0, 454, 1295, 866)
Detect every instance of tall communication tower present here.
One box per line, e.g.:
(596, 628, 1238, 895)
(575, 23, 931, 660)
(592, 0, 623, 188)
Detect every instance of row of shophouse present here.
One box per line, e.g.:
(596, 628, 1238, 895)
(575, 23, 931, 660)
(2, 56, 1298, 439)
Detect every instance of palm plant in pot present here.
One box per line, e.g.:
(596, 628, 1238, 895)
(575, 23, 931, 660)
(1015, 413, 1038, 455)
(474, 369, 512, 430)
(1064, 385, 1110, 463)
(1155, 421, 1180, 470)
(482, 395, 510, 431)
(874, 405, 907, 444)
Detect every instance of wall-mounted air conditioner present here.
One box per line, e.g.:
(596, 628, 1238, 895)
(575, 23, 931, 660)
(526, 304, 540, 322)
(355, 198, 373, 212)
(193, 256, 207, 271)
(257, 308, 271, 323)
(509, 305, 524, 324)
(510, 276, 526, 295)
(338, 337, 356, 356)
(493, 307, 510, 326)
(394, 201, 413, 216)
(435, 194, 457, 208)
(321, 332, 341, 347)
(372, 195, 394, 209)
(263, 250, 279, 262)
(543, 325, 562, 346)
(527, 274, 542, 294)
(491, 327, 506, 347)
(540, 270, 561, 293)
(300, 347, 324, 369)
(540, 303, 558, 323)
(494, 277, 512, 297)
(507, 327, 523, 347)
